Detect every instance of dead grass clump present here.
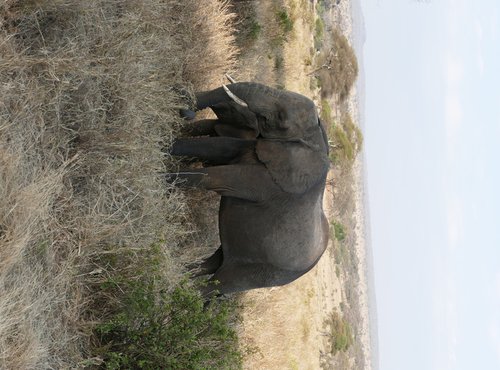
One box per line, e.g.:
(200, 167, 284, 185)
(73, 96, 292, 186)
(178, 0, 238, 90)
(231, 0, 262, 48)
(0, 0, 237, 367)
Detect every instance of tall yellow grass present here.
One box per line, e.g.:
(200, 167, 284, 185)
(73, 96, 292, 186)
(0, 0, 237, 367)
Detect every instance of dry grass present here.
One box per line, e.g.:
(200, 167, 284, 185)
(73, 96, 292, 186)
(0, 0, 237, 368)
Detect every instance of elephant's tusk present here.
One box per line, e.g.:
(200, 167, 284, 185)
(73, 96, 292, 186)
(225, 73, 237, 83)
(222, 84, 248, 107)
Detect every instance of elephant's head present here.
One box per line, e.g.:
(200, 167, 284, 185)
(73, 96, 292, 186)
(220, 83, 320, 142)
(195, 82, 330, 194)
(224, 83, 330, 194)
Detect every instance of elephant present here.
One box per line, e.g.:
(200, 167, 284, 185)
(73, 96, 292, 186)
(169, 82, 330, 295)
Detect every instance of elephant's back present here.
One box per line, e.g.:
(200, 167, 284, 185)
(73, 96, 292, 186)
(219, 186, 328, 272)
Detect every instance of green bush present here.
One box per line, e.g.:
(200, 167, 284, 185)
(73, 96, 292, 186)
(276, 9, 294, 35)
(343, 114, 364, 153)
(327, 311, 353, 355)
(320, 99, 333, 126)
(274, 55, 284, 70)
(249, 19, 262, 40)
(314, 18, 324, 48)
(232, 2, 261, 47)
(335, 127, 352, 160)
(332, 221, 346, 242)
(329, 114, 363, 166)
(317, 0, 326, 16)
(94, 248, 242, 369)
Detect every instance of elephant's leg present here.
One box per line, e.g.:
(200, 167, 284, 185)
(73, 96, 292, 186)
(180, 119, 218, 137)
(171, 137, 255, 164)
(189, 247, 223, 277)
(166, 164, 277, 201)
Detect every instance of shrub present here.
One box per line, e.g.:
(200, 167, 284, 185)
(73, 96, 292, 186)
(249, 20, 263, 40)
(276, 9, 294, 35)
(95, 247, 242, 369)
(321, 99, 333, 126)
(332, 221, 346, 242)
(317, 0, 326, 16)
(334, 127, 353, 161)
(343, 114, 364, 153)
(316, 29, 358, 101)
(326, 311, 353, 355)
(315, 17, 325, 49)
(96, 283, 242, 369)
(274, 55, 284, 70)
(329, 113, 363, 166)
(232, 1, 261, 46)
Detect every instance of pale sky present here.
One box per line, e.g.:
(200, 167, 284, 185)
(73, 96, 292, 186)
(360, 0, 500, 369)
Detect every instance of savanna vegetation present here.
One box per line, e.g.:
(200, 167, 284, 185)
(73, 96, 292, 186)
(232, 0, 261, 47)
(327, 311, 354, 354)
(0, 0, 242, 368)
(314, 17, 325, 49)
(1, 0, 365, 368)
(328, 113, 364, 167)
(320, 103, 363, 169)
(320, 310, 354, 370)
(311, 4, 366, 368)
(94, 247, 242, 369)
(314, 29, 359, 101)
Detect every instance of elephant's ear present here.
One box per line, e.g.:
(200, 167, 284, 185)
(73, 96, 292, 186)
(256, 140, 329, 194)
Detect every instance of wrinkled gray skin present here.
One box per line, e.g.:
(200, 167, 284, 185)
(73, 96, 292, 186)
(170, 82, 330, 296)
